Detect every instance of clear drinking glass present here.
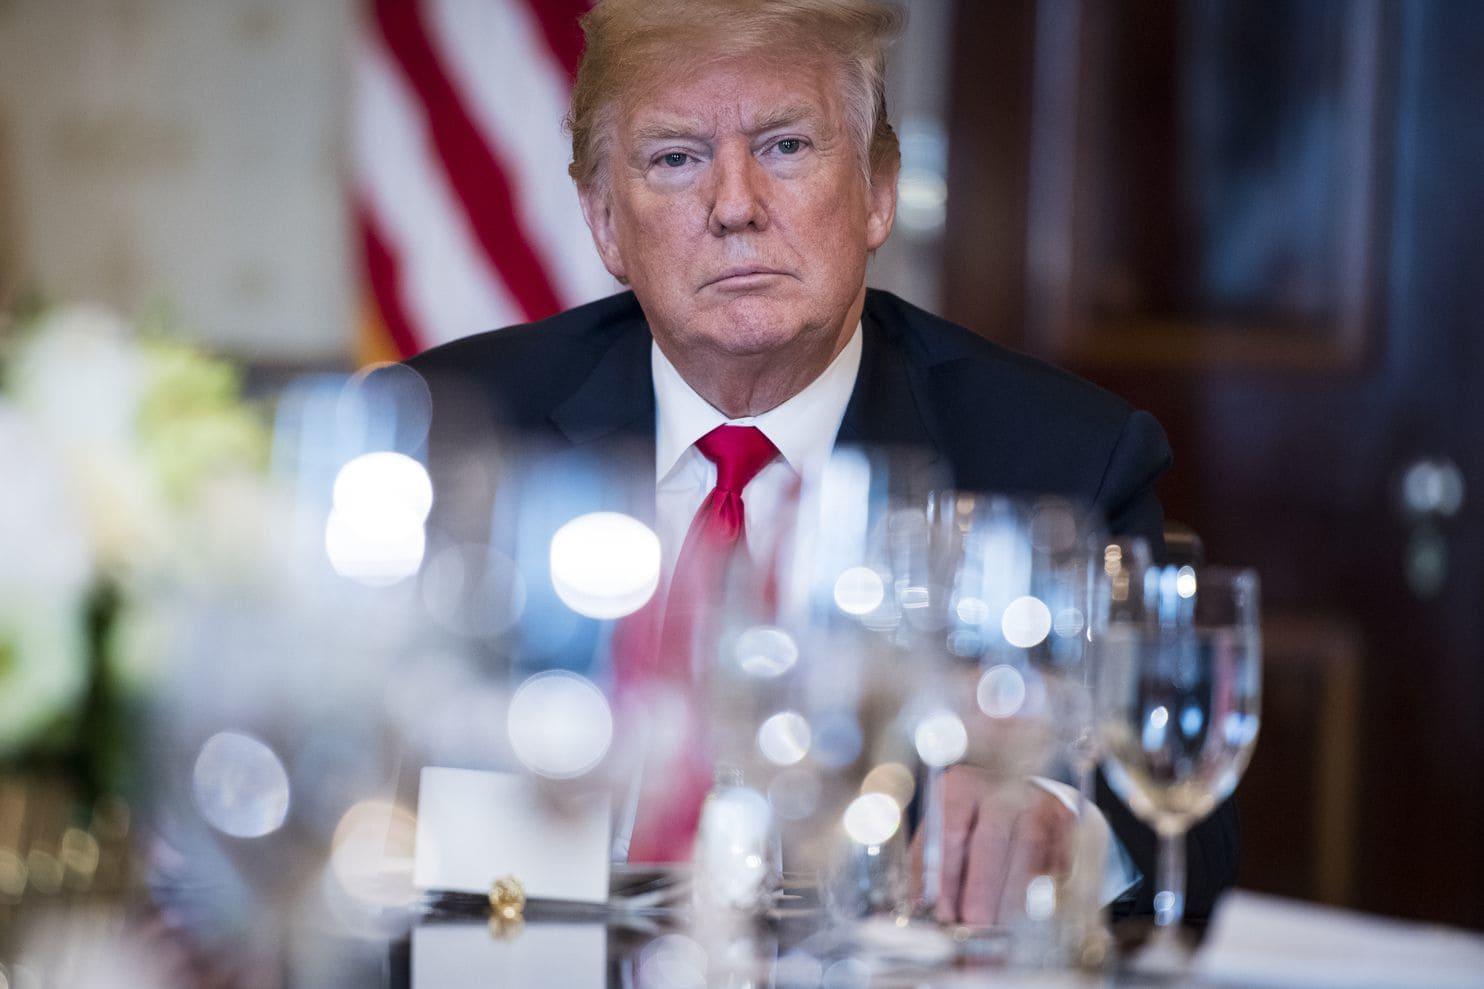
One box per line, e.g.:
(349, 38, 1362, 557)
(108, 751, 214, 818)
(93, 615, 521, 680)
(905, 492, 1106, 949)
(1093, 558, 1261, 967)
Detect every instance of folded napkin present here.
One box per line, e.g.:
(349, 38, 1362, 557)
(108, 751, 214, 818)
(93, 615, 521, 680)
(1195, 890, 1484, 989)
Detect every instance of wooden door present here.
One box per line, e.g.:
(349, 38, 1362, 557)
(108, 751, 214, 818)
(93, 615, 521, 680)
(944, 0, 1484, 928)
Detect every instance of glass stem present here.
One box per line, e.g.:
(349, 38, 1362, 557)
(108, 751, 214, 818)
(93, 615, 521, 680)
(919, 765, 944, 913)
(1153, 825, 1186, 929)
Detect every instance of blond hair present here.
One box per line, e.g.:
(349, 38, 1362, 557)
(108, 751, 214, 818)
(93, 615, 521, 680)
(567, 0, 903, 191)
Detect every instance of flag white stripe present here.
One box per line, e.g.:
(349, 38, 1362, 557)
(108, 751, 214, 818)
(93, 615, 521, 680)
(426, 0, 618, 308)
(354, 31, 524, 349)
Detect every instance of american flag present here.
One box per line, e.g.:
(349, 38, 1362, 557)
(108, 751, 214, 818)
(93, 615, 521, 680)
(354, 0, 617, 363)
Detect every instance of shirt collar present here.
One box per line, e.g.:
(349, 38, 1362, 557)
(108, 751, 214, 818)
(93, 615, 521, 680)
(652, 322, 864, 483)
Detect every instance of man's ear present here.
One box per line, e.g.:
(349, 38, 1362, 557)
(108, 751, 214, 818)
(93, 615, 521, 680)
(578, 184, 629, 283)
(864, 159, 899, 252)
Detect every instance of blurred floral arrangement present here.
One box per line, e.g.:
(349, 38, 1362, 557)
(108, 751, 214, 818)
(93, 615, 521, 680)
(0, 303, 272, 802)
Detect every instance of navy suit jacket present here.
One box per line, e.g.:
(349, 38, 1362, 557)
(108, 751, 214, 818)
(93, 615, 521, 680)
(407, 287, 1239, 919)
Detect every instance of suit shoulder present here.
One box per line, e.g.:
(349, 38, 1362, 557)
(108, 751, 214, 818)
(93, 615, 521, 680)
(407, 291, 642, 387)
(399, 291, 644, 434)
(865, 288, 1135, 429)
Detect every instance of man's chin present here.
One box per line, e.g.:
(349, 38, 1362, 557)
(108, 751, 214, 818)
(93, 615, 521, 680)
(699, 322, 808, 359)
(694, 296, 813, 356)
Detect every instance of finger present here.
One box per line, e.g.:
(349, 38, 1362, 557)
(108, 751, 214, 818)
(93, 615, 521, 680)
(997, 793, 1074, 923)
(996, 808, 1050, 923)
(1042, 796, 1076, 878)
(933, 765, 982, 924)
(959, 793, 1015, 926)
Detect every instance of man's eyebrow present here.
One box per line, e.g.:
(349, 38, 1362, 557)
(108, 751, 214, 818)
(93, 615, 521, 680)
(629, 120, 715, 145)
(744, 103, 818, 135)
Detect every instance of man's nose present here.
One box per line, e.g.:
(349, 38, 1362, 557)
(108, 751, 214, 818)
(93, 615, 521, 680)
(707, 147, 769, 235)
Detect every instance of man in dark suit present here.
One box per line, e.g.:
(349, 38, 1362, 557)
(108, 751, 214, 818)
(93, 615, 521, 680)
(408, 0, 1237, 924)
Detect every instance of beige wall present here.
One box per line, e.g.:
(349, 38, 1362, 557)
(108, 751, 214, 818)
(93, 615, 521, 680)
(0, 0, 355, 363)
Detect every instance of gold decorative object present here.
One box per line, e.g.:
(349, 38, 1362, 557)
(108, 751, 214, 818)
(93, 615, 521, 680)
(487, 875, 526, 939)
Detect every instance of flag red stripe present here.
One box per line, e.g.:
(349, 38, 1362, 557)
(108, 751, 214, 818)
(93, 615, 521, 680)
(373, 0, 564, 323)
(358, 201, 422, 359)
(520, 0, 590, 83)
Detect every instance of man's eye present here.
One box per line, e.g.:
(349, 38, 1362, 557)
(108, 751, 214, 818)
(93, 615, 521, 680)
(660, 152, 691, 168)
(775, 138, 803, 155)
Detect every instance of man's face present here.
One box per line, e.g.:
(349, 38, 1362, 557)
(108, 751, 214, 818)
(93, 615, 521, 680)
(579, 54, 897, 370)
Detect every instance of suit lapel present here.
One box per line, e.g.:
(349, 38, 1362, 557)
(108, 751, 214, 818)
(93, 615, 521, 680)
(547, 310, 658, 476)
(837, 292, 949, 480)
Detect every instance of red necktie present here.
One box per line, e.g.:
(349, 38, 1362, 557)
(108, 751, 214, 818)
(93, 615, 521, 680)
(626, 425, 780, 862)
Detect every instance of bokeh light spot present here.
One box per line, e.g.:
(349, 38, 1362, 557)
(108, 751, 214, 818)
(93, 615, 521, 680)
(332, 451, 432, 523)
(507, 671, 613, 779)
(1025, 874, 1057, 921)
(976, 664, 1027, 719)
(330, 800, 418, 909)
(1143, 705, 1170, 751)
(914, 711, 968, 767)
(733, 625, 799, 678)
(1181, 705, 1205, 738)
(833, 566, 885, 616)
(1053, 607, 1085, 639)
(860, 762, 916, 809)
(192, 731, 290, 839)
(757, 710, 811, 766)
(842, 792, 902, 846)
(639, 933, 707, 989)
(549, 512, 661, 619)
(325, 450, 433, 585)
(325, 508, 425, 586)
(954, 595, 991, 625)
(1001, 595, 1053, 649)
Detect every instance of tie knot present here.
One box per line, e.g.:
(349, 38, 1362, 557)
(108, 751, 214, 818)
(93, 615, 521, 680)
(695, 425, 779, 493)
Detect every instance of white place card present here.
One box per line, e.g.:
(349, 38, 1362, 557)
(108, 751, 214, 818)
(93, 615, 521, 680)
(1196, 890, 1484, 988)
(411, 922, 605, 989)
(413, 767, 611, 904)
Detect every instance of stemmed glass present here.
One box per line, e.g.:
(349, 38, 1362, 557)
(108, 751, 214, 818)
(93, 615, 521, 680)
(917, 493, 1107, 957)
(1093, 551, 1261, 968)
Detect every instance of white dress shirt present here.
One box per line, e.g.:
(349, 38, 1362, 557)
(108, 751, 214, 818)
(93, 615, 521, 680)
(648, 321, 1138, 904)
(652, 323, 862, 578)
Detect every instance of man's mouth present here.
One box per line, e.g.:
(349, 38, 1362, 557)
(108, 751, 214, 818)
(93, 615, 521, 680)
(702, 266, 791, 289)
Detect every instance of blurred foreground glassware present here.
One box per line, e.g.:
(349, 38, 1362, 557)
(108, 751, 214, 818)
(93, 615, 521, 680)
(822, 791, 909, 923)
(908, 493, 1107, 952)
(1094, 557, 1261, 969)
(691, 772, 781, 920)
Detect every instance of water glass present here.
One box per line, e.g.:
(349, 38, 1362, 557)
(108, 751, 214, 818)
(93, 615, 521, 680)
(1094, 559, 1261, 965)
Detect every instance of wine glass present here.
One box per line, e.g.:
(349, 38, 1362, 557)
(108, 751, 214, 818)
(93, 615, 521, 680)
(1093, 555, 1261, 967)
(836, 490, 1103, 957)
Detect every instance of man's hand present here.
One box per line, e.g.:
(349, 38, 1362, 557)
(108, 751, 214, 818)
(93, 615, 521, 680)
(909, 764, 1076, 926)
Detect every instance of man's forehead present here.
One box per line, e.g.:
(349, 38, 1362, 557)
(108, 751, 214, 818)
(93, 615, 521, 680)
(627, 100, 824, 142)
(618, 57, 842, 141)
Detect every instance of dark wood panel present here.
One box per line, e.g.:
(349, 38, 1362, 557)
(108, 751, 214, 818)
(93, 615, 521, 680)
(944, 0, 1484, 928)
(942, 0, 1035, 348)
(1045, 0, 1386, 371)
(1237, 615, 1361, 905)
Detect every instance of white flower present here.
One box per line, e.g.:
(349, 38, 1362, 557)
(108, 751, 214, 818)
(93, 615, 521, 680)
(0, 403, 93, 755)
(70, 446, 175, 578)
(0, 596, 88, 757)
(8, 304, 146, 459)
(0, 402, 92, 595)
(6, 306, 180, 575)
